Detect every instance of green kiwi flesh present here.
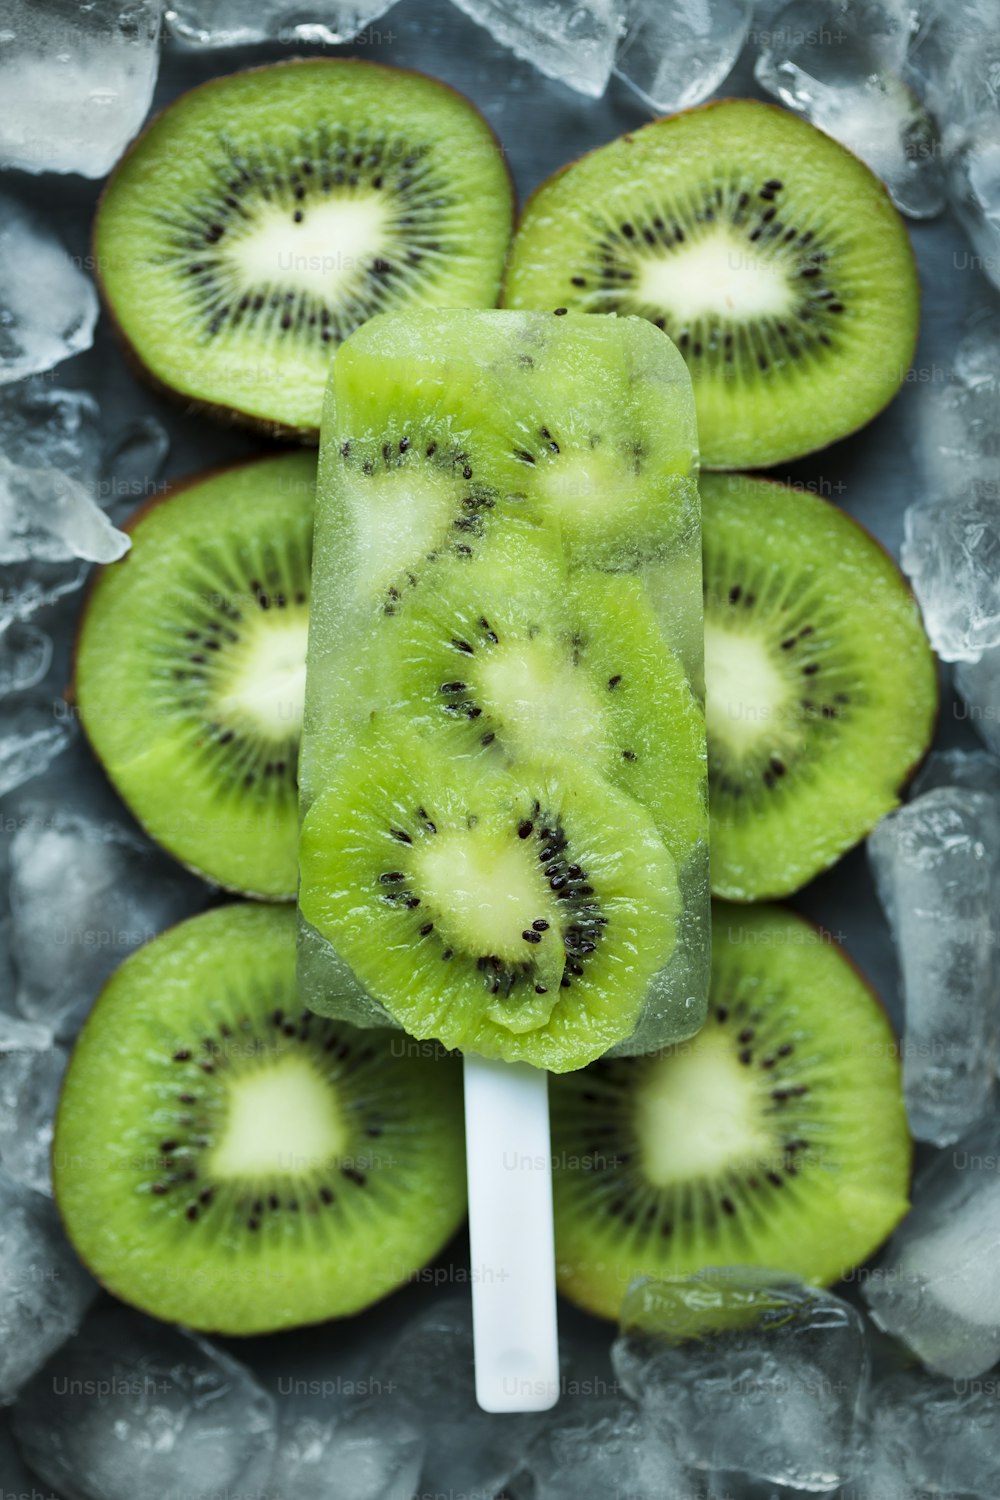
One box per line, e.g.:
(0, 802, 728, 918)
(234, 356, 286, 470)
(94, 60, 514, 435)
(701, 473, 937, 901)
(299, 716, 680, 1072)
(376, 521, 707, 869)
(75, 453, 315, 900)
(549, 902, 911, 1322)
(503, 99, 919, 470)
(53, 904, 467, 1334)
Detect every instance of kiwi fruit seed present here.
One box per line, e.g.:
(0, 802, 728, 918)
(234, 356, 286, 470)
(549, 902, 911, 1322)
(503, 99, 920, 470)
(701, 473, 937, 901)
(53, 903, 466, 1334)
(75, 453, 316, 900)
(94, 60, 514, 436)
(299, 715, 680, 1072)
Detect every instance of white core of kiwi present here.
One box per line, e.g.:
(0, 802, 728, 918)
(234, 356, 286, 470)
(214, 615, 310, 739)
(414, 830, 561, 966)
(633, 1030, 779, 1186)
(227, 193, 393, 300)
(703, 618, 797, 757)
(348, 469, 458, 597)
(476, 638, 607, 759)
(637, 225, 795, 323)
(208, 1053, 348, 1181)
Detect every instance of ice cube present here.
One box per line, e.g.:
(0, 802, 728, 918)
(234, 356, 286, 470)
(953, 309, 1000, 388)
(10, 1303, 277, 1499)
(0, 453, 129, 566)
(612, 1271, 868, 1491)
(902, 489, 1000, 662)
(0, 625, 52, 699)
(955, 646, 1000, 757)
(615, 0, 752, 114)
(911, 745, 1000, 798)
(527, 1393, 702, 1499)
(863, 1116, 1000, 1377)
(373, 1297, 543, 1500)
(8, 806, 207, 1035)
(868, 788, 1000, 1145)
(754, 0, 945, 218)
(0, 0, 162, 177)
(165, 0, 395, 45)
(0, 1012, 67, 1195)
(0, 195, 98, 385)
(0, 699, 75, 802)
(267, 1401, 424, 1500)
(861, 1367, 1000, 1499)
(0, 381, 121, 625)
(101, 415, 170, 523)
(0, 1168, 95, 1404)
(448, 0, 621, 97)
(948, 119, 1000, 296)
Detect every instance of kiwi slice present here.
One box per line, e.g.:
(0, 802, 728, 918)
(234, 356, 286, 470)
(380, 523, 707, 870)
(94, 60, 514, 435)
(503, 99, 919, 470)
(549, 902, 911, 1322)
(53, 903, 466, 1334)
(75, 453, 315, 899)
(700, 473, 937, 901)
(299, 717, 680, 1071)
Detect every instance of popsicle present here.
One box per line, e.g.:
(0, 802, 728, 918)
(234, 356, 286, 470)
(296, 309, 709, 1409)
(298, 309, 709, 1070)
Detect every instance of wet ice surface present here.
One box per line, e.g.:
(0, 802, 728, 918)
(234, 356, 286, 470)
(7, 805, 207, 1036)
(267, 1402, 425, 1500)
(868, 788, 1000, 1145)
(448, 0, 621, 96)
(955, 648, 1000, 757)
(0, 1012, 67, 1195)
(912, 745, 1000, 797)
(0, 700, 75, 802)
(0, 195, 98, 385)
(754, 0, 946, 217)
(527, 1392, 702, 1499)
(372, 1298, 543, 1500)
(902, 489, 1000, 663)
(858, 1367, 1000, 1500)
(0, 1168, 96, 1404)
(612, 1272, 868, 1491)
(0, 381, 129, 631)
(615, 0, 751, 113)
(166, 0, 396, 44)
(864, 1117, 1000, 1377)
(0, 0, 161, 176)
(0, 626, 53, 699)
(948, 120, 1000, 295)
(101, 416, 171, 524)
(11, 1303, 277, 1500)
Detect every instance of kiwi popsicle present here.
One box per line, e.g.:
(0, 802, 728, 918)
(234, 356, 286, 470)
(297, 308, 709, 1073)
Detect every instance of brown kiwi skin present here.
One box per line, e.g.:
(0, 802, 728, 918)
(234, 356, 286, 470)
(501, 97, 921, 470)
(702, 473, 940, 904)
(69, 458, 300, 903)
(94, 56, 517, 442)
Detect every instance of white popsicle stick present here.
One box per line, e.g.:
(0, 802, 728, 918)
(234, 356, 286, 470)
(463, 1054, 560, 1413)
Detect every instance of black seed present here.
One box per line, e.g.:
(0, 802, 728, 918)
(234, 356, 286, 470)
(419, 922, 434, 936)
(518, 820, 534, 839)
(391, 828, 412, 844)
(532, 919, 549, 932)
(608, 674, 622, 689)
(522, 929, 542, 944)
